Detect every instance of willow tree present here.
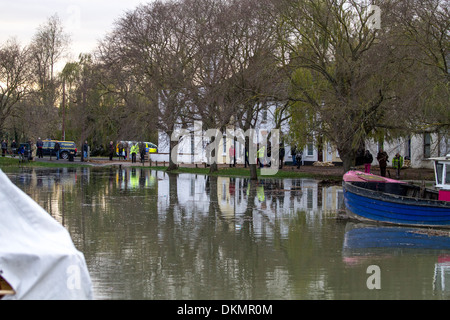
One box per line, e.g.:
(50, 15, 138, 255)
(392, 0, 449, 138)
(278, 0, 412, 172)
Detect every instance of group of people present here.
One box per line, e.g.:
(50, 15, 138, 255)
(1, 139, 18, 157)
(1, 138, 91, 162)
(109, 141, 143, 163)
(363, 148, 404, 178)
(291, 146, 303, 169)
(239, 143, 295, 169)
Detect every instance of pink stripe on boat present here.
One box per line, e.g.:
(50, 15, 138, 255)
(343, 170, 405, 183)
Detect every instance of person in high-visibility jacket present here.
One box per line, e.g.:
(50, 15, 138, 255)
(257, 145, 265, 168)
(130, 143, 139, 163)
(392, 153, 403, 179)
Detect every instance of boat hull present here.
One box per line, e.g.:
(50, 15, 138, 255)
(343, 180, 450, 228)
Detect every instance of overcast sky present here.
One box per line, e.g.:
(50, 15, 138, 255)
(0, 0, 148, 61)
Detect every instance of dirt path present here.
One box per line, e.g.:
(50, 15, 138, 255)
(88, 158, 435, 181)
(284, 164, 435, 181)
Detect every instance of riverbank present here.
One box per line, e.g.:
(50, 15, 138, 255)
(0, 156, 435, 182)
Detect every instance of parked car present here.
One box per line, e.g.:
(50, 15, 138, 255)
(42, 140, 77, 160)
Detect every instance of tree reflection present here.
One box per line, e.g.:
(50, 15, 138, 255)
(5, 167, 345, 300)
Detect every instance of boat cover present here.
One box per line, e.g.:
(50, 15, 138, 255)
(343, 170, 405, 184)
(0, 169, 92, 300)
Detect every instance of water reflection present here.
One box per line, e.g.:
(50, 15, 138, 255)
(4, 167, 450, 300)
(342, 223, 450, 298)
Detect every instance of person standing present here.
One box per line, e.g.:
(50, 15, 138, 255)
(244, 147, 249, 168)
(1, 140, 7, 157)
(291, 146, 297, 166)
(363, 150, 373, 173)
(36, 138, 43, 158)
(30, 140, 36, 161)
(109, 141, 114, 161)
(140, 143, 146, 163)
(257, 144, 265, 168)
(376, 148, 389, 177)
(11, 140, 17, 157)
(54, 141, 60, 160)
(392, 153, 403, 179)
(118, 142, 124, 160)
(229, 145, 235, 167)
(83, 141, 89, 161)
(130, 142, 139, 163)
(279, 143, 285, 169)
(296, 150, 303, 169)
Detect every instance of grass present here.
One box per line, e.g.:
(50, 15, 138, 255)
(141, 165, 342, 181)
(0, 156, 90, 168)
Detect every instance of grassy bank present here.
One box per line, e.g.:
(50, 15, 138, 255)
(142, 165, 342, 181)
(0, 156, 343, 181)
(0, 157, 90, 168)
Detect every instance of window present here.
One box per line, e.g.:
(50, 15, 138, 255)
(436, 163, 443, 185)
(446, 165, 450, 184)
(424, 133, 431, 158)
(262, 109, 267, 122)
(307, 143, 314, 156)
(223, 136, 226, 154)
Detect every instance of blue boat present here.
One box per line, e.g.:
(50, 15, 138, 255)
(343, 155, 450, 228)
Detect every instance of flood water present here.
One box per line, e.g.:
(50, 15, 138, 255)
(4, 166, 450, 300)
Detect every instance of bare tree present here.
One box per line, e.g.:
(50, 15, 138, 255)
(186, 0, 283, 177)
(0, 39, 31, 134)
(31, 14, 70, 84)
(29, 14, 71, 139)
(99, 1, 197, 170)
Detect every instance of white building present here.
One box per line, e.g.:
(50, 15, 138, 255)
(152, 102, 449, 169)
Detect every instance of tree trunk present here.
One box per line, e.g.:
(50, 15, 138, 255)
(167, 138, 178, 171)
(208, 132, 220, 174)
(249, 164, 258, 180)
(340, 151, 356, 174)
(209, 162, 218, 173)
(246, 136, 258, 180)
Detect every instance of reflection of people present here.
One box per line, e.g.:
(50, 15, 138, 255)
(376, 148, 389, 177)
(392, 153, 403, 179)
(229, 177, 235, 195)
(257, 185, 265, 202)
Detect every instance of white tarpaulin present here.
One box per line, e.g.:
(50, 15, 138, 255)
(0, 169, 92, 300)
